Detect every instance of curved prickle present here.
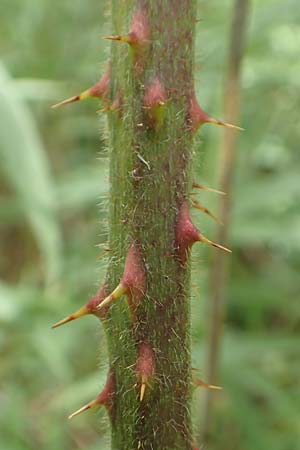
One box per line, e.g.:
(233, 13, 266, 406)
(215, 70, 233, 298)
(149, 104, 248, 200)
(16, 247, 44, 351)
(96, 283, 127, 311)
(188, 90, 243, 132)
(69, 371, 115, 419)
(175, 201, 231, 263)
(51, 285, 108, 329)
(97, 242, 146, 313)
(51, 305, 89, 329)
(104, 8, 150, 49)
(51, 69, 110, 109)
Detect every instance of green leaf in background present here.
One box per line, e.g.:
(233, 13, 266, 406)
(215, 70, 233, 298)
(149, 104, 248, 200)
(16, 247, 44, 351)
(0, 63, 62, 283)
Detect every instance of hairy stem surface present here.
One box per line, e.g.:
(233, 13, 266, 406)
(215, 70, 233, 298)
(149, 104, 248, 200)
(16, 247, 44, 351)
(106, 1, 196, 449)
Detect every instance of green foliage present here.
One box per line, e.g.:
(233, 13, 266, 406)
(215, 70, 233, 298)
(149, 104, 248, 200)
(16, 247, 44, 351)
(0, 0, 299, 449)
(0, 64, 62, 283)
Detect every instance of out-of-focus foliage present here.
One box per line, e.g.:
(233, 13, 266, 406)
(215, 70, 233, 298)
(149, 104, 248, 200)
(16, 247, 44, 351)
(0, 1, 299, 450)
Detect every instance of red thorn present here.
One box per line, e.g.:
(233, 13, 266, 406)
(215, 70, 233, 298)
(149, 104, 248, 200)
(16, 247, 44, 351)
(192, 181, 226, 195)
(104, 8, 149, 49)
(68, 371, 115, 419)
(88, 70, 110, 99)
(136, 343, 155, 402)
(95, 370, 115, 411)
(51, 306, 89, 329)
(51, 285, 108, 329)
(51, 69, 110, 109)
(188, 91, 211, 131)
(175, 201, 201, 263)
(188, 91, 243, 132)
(97, 242, 146, 313)
(85, 285, 111, 320)
(175, 201, 231, 262)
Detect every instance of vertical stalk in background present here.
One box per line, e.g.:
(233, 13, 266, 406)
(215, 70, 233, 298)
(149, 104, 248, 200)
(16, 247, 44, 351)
(202, 0, 250, 441)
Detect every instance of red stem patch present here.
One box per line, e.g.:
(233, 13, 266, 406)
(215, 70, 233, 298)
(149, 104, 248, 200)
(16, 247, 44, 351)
(144, 77, 167, 127)
(136, 342, 155, 401)
(122, 242, 147, 313)
(175, 201, 201, 263)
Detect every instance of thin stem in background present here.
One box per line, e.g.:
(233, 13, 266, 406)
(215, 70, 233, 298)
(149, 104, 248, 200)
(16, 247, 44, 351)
(202, 0, 251, 443)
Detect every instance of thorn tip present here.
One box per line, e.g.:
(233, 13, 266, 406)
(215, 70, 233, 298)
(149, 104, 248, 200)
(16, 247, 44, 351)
(51, 95, 80, 109)
(51, 316, 74, 329)
(200, 236, 232, 253)
(68, 403, 92, 420)
(140, 382, 146, 402)
(51, 306, 89, 329)
(208, 118, 244, 131)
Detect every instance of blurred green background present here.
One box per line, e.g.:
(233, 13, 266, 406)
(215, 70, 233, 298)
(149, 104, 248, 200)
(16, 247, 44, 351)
(0, 0, 299, 449)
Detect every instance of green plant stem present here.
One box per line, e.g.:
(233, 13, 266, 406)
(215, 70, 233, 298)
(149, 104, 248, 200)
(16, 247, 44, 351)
(105, 1, 196, 449)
